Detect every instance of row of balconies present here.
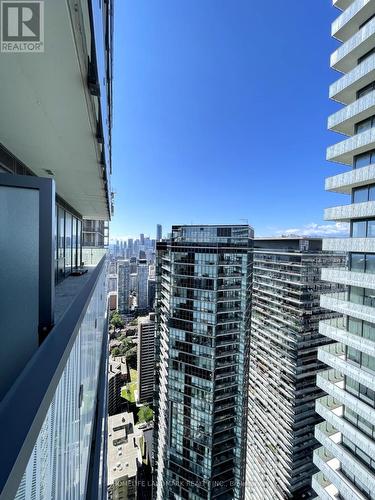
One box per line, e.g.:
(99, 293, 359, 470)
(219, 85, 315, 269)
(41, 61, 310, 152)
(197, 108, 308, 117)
(332, 0, 374, 43)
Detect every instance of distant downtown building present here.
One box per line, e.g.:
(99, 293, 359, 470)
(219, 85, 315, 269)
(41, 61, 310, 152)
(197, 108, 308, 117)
(138, 258, 149, 310)
(137, 313, 156, 405)
(245, 238, 345, 500)
(157, 224, 163, 242)
(153, 225, 253, 500)
(312, 1, 375, 498)
(118, 260, 131, 314)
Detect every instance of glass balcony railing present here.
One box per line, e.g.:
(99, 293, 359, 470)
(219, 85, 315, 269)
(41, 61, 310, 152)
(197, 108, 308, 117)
(0, 256, 108, 500)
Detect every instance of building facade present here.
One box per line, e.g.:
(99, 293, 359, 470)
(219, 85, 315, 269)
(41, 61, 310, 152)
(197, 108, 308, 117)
(312, 2, 375, 498)
(138, 259, 149, 310)
(245, 238, 345, 500)
(137, 314, 156, 404)
(108, 356, 128, 417)
(0, 1, 114, 499)
(153, 225, 253, 500)
(118, 260, 131, 314)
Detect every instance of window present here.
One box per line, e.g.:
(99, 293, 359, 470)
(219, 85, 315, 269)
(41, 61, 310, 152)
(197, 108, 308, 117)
(348, 317, 362, 336)
(369, 220, 375, 237)
(353, 187, 369, 203)
(352, 221, 366, 237)
(357, 81, 375, 100)
(366, 254, 375, 274)
(347, 346, 361, 364)
(363, 321, 375, 340)
(351, 253, 365, 272)
(350, 286, 363, 304)
(355, 116, 375, 134)
(354, 150, 375, 169)
(358, 47, 375, 65)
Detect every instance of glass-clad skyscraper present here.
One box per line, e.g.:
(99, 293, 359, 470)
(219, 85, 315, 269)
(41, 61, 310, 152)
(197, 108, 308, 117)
(313, 1, 375, 498)
(245, 238, 345, 500)
(153, 225, 253, 500)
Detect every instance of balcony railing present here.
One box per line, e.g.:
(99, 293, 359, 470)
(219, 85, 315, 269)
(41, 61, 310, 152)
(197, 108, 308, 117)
(331, 17, 375, 72)
(327, 127, 375, 164)
(0, 256, 108, 500)
(332, 0, 373, 42)
(324, 200, 375, 221)
(330, 53, 375, 103)
(328, 89, 375, 134)
(325, 163, 375, 193)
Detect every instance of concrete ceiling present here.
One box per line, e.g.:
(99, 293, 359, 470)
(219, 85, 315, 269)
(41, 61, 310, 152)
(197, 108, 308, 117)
(0, 0, 110, 219)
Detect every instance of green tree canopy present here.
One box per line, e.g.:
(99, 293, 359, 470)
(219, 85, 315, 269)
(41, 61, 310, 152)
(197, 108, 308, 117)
(138, 405, 153, 423)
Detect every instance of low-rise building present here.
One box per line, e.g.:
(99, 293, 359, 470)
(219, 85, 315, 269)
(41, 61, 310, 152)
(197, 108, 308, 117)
(108, 356, 128, 416)
(108, 412, 141, 500)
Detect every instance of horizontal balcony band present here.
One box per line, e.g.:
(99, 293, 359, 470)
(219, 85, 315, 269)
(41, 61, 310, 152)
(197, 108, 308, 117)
(325, 164, 375, 193)
(331, 18, 375, 73)
(313, 447, 367, 500)
(320, 318, 375, 356)
(328, 90, 375, 135)
(317, 369, 375, 424)
(323, 236, 375, 251)
(312, 472, 338, 500)
(321, 266, 375, 289)
(324, 200, 375, 221)
(332, 0, 374, 42)
(326, 127, 375, 164)
(316, 396, 375, 458)
(333, 0, 356, 10)
(315, 422, 375, 492)
(330, 53, 375, 104)
(318, 342, 375, 390)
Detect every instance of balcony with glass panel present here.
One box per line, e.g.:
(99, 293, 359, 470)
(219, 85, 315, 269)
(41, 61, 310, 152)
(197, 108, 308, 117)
(326, 127, 375, 164)
(330, 53, 375, 103)
(321, 291, 375, 322)
(315, 420, 375, 493)
(313, 447, 367, 499)
(324, 200, 375, 221)
(325, 164, 375, 193)
(331, 17, 375, 72)
(332, 0, 374, 42)
(321, 267, 375, 289)
(328, 90, 375, 135)
(320, 318, 375, 356)
(0, 255, 108, 500)
(333, 0, 357, 12)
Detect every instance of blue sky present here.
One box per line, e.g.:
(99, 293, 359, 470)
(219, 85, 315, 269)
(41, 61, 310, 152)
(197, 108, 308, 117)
(110, 0, 348, 240)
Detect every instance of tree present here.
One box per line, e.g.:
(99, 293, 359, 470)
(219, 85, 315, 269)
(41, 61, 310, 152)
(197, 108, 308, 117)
(138, 405, 153, 423)
(111, 347, 121, 357)
(110, 311, 124, 329)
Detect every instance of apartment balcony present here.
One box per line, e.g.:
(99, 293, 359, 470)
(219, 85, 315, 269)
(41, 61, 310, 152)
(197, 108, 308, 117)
(332, 0, 375, 42)
(0, 256, 108, 500)
(316, 395, 375, 459)
(325, 164, 375, 193)
(330, 53, 375, 103)
(313, 447, 367, 499)
(323, 236, 375, 252)
(328, 90, 375, 135)
(331, 18, 375, 73)
(321, 267, 375, 289)
(320, 318, 375, 356)
(333, 0, 357, 12)
(315, 421, 375, 492)
(317, 369, 375, 424)
(327, 127, 375, 164)
(318, 342, 375, 390)
(324, 200, 375, 221)
(312, 471, 339, 500)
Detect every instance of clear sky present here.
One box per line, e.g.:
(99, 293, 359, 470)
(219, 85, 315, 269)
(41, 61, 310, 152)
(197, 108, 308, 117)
(110, 0, 348, 241)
